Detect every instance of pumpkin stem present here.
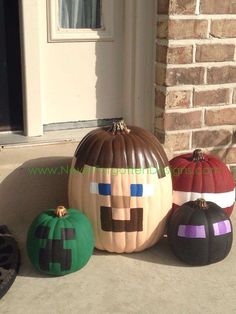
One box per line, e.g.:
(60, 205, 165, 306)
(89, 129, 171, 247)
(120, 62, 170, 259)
(55, 206, 68, 217)
(196, 198, 208, 210)
(109, 120, 130, 135)
(192, 149, 205, 162)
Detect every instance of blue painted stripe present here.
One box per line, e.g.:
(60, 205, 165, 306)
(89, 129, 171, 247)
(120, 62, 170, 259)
(130, 184, 143, 197)
(98, 183, 111, 196)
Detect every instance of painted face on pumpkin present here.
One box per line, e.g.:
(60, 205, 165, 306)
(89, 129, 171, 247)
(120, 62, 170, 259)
(69, 164, 172, 252)
(177, 220, 232, 238)
(90, 180, 156, 232)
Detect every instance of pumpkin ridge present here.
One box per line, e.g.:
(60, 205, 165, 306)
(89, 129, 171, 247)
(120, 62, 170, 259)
(132, 131, 162, 175)
(75, 128, 100, 157)
(173, 162, 193, 192)
(205, 159, 217, 194)
(74, 134, 99, 170)
(133, 132, 157, 171)
(129, 132, 149, 169)
(94, 136, 112, 168)
(209, 157, 235, 191)
(89, 137, 107, 168)
(135, 130, 168, 176)
(192, 162, 202, 195)
(123, 131, 136, 169)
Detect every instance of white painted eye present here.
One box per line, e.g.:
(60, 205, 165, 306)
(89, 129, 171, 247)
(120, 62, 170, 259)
(143, 183, 154, 196)
(90, 182, 98, 194)
(142, 184, 154, 196)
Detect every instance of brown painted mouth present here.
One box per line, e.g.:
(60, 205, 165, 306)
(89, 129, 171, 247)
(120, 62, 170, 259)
(100, 206, 143, 232)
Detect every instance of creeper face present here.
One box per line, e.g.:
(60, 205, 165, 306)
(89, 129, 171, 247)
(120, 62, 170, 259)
(35, 226, 76, 271)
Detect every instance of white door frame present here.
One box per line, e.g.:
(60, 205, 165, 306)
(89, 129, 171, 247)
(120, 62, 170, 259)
(19, 0, 156, 136)
(19, 0, 43, 136)
(123, 0, 156, 132)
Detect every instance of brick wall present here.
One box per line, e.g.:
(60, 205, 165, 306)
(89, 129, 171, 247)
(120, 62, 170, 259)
(155, 0, 236, 178)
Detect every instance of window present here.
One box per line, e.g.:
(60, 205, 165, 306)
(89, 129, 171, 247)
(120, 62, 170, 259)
(47, 0, 114, 42)
(59, 0, 101, 29)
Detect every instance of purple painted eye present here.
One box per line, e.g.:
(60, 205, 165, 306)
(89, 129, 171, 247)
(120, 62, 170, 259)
(178, 225, 206, 238)
(213, 220, 231, 236)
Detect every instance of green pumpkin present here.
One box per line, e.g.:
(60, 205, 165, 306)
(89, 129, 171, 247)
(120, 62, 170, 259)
(27, 206, 94, 276)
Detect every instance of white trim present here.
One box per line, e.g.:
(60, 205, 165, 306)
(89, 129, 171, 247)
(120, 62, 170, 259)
(47, 0, 114, 42)
(173, 190, 235, 208)
(157, 15, 236, 20)
(142, 184, 155, 196)
(123, 0, 156, 131)
(90, 182, 99, 194)
(19, 0, 43, 136)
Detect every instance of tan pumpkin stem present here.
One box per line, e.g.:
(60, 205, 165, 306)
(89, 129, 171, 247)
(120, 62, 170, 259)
(196, 198, 208, 210)
(192, 149, 205, 162)
(109, 120, 130, 135)
(55, 206, 68, 217)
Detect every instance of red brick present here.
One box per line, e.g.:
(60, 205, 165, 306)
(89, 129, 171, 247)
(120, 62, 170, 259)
(157, 0, 170, 14)
(155, 90, 166, 109)
(165, 132, 190, 151)
(167, 46, 193, 64)
(156, 45, 168, 63)
(157, 0, 197, 15)
(157, 20, 208, 39)
(155, 130, 165, 144)
(211, 20, 236, 38)
(210, 148, 236, 164)
(157, 21, 168, 39)
(194, 89, 230, 106)
(165, 110, 202, 130)
(201, 0, 236, 14)
(233, 89, 236, 104)
(205, 108, 236, 126)
(192, 130, 231, 148)
(155, 107, 164, 119)
(166, 90, 191, 108)
(156, 66, 166, 85)
(166, 67, 205, 86)
(196, 44, 235, 62)
(168, 20, 208, 39)
(169, 0, 197, 14)
(232, 130, 236, 144)
(207, 66, 236, 84)
(156, 117, 165, 130)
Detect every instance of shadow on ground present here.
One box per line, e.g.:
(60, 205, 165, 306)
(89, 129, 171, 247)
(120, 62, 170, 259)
(93, 237, 187, 267)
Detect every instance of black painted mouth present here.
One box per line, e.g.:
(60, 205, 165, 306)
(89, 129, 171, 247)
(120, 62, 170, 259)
(100, 206, 143, 232)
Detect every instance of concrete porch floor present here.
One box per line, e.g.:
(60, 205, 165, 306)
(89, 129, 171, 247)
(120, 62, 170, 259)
(0, 142, 235, 314)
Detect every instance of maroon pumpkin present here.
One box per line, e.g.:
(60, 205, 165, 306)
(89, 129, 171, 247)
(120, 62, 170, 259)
(169, 149, 235, 216)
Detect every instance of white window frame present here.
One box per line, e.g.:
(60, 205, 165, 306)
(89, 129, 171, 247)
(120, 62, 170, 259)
(47, 0, 114, 42)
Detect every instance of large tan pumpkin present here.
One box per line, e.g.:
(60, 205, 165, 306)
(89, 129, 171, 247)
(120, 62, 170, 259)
(68, 121, 172, 253)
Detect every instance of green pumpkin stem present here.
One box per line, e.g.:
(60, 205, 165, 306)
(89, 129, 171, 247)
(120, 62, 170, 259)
(109, 120, 130, 135)
(196, 198, 208, 210)
(192, 149, 205, 162)
(55, 206, 68, 218)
